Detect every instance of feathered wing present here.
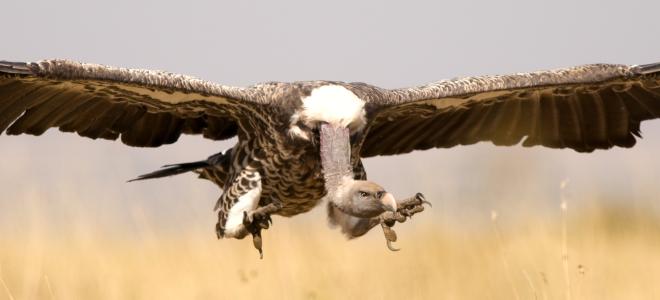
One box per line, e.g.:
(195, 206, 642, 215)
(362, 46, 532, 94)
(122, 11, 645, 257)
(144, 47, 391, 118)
(360, 62, 660, 157)
(0, 60, 269, 147)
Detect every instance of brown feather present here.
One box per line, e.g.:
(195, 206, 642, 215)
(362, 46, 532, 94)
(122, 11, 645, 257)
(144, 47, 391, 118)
(0, 59, 264, 147)
(362, 64, 660, 156)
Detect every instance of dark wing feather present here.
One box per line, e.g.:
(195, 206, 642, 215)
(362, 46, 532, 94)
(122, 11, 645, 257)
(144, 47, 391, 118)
(0, 60, 266, 147)
(361, 63, 660, 157)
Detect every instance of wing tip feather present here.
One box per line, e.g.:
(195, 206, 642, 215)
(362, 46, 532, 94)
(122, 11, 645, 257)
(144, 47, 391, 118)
(632, 62, 660, 75)
(0, 60, 32, 75)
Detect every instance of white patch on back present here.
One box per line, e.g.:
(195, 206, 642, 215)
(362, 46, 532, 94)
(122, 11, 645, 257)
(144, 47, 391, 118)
(299, 85, 366, 130)
(223, 172, 262, 238)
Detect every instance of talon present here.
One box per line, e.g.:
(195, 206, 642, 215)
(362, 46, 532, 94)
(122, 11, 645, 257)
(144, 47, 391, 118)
(415, 193, 425, 201)
(415, 193, 432, 207)
(252, 231, 263, 259)
(381, 224, 400, 251)
(387, 240, 400, 251)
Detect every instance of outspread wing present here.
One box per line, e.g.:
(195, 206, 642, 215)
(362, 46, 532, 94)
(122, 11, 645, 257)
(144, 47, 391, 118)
(361, 62, 660, 157)
(0, 59, 267, 147)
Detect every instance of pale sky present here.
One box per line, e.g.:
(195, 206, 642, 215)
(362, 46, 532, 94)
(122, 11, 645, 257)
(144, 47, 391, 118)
(1, 0, 659, 234)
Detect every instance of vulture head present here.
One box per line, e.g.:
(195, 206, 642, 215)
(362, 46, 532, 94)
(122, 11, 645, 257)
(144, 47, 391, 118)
(330, 178, 397, 218)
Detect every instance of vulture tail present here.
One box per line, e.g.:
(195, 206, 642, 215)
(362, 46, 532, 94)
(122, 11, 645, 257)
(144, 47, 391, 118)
(128, 160, 210, 182)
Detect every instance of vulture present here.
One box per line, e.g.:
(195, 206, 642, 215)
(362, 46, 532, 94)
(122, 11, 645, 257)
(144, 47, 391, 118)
(1, 59, 659, 257)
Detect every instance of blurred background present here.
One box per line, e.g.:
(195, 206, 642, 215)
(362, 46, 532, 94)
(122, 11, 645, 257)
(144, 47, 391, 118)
(1, 0, 659, 299)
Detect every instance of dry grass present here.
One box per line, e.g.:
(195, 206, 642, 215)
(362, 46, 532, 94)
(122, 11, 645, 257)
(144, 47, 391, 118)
(2, 135, 660, 299)
(1, 204, 660, 300)
(2, 128, 660, 299)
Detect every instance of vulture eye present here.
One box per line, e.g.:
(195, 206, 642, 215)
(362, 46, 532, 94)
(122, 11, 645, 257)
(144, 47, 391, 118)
(376, 191, 384, 199)
(358, 191, 370, 198)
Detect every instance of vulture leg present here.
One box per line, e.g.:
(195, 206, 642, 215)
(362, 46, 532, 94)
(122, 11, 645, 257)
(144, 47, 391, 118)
(242, 202, 282, 259)
(395, 192, 431, 217)
(378, 193, 430, 251)
(215, 168, 277, 259)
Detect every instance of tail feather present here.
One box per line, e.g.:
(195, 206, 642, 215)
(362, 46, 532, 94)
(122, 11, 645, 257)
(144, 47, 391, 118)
(128, 160, 210, 182)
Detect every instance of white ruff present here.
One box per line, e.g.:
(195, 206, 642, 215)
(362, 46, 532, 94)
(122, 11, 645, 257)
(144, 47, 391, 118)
(300, 85, 366, 129)
(223, 173, 262, 238)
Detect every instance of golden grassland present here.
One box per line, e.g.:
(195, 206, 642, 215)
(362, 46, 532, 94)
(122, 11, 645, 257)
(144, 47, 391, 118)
(1, 203, 660, 300)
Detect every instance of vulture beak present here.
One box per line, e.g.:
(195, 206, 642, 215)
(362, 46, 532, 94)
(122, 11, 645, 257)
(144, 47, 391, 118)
(381, 192, 397, 213)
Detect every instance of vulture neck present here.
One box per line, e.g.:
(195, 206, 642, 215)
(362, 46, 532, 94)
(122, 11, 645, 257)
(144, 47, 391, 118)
(319, 124, 354, 202)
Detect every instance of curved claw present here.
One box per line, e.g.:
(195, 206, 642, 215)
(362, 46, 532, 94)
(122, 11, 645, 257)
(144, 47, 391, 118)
(415, 193, 432, 207)
(381, 224, 400, 251)
(387, 240, 401, 251)
(253, 232, 263, 259)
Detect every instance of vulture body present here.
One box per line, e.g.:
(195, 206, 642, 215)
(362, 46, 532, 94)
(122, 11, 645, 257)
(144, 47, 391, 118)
(1, 59, 659, 256)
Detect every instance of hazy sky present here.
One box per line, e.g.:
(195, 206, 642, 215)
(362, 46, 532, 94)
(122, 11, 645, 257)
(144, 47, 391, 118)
(1, 0, 659, 234)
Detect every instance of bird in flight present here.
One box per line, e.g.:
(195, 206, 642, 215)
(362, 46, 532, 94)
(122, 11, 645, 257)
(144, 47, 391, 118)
(1, 59, 659, 257)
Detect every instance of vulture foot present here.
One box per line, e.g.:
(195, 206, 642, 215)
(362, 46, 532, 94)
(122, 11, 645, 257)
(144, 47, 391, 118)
(379, 193, 430, 251)
(242, 202, 282, 259)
